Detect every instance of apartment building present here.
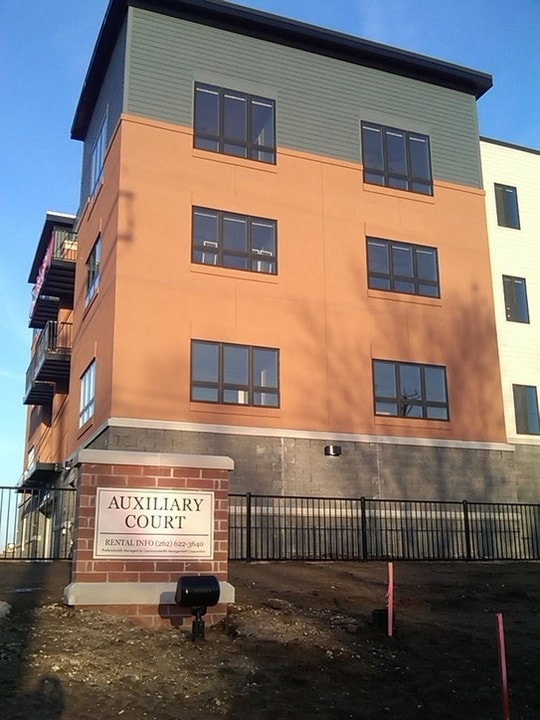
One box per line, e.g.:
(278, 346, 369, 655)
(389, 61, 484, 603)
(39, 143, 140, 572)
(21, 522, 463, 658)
(23, 0, 528, 503)
(480, 138, 540, 501)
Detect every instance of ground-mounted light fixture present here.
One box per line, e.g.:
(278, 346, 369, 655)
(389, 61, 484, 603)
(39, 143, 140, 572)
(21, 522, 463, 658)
(175, 575, 220, 641)
(324, 445, 342, 457)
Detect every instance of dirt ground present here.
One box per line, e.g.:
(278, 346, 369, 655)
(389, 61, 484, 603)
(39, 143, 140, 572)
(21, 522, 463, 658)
(0, 560, 538, 720)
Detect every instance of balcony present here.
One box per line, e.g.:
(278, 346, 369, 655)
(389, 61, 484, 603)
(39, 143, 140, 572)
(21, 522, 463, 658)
(21, 461, 63, 488)
(24, 321, 73, 405)
(29, 228, 77, 329)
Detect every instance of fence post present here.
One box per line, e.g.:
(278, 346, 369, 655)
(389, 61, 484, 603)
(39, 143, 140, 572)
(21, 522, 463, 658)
(245, 492, 252, 562)
(463, 500, 472, 561)
(360, 496, 368, 561)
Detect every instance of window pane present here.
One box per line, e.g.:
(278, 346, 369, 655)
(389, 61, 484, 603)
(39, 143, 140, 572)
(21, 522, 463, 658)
(195, 85, 219, 135)
(394, 280, 415, 294)
(399, 364, 421, 403)
(513, 385, 540, 434)
(495, 184, 520, 229)
(387, 176, 408, 190)
(370, 277, 391, 290)
(364, 171, 385, 186)
(416, 248, 438, 282)
(392, 245, 413, 277)
(251, 99, 274, 147)
(223, 254, 249, 270)
(223, 215, 248, 252)
(254, 349, 278, 388)
(524, 387, 540, 433)
(192, 386, 219, 403)
(374, 361, 396, 398)
(424, 366, 447, 402)
(362, 125, 384, 170)
(252, 221, 276, 255)
(375, 401, 397, 416)
(386, 130, 407, 175)
(401, 403, 422, 418)
(223, 143, 248, 158)
(224, 389, 249, 404)
(192, 342, 219, 382)
(194, 210, 219, 246)
(409, 135, 430, 180)
(223, 92, 247, 142)
(505, 189, 520, 228)
(368, 240, 389, 274)
(515, 279, 529, 322)
(418, 283, 439, 297)
(223, 345, 249, 385)
(426, 406, 449, 420)
(253, 391, 279, 407)
(411, 181, 432, 195)
(251, 221, 276, 273)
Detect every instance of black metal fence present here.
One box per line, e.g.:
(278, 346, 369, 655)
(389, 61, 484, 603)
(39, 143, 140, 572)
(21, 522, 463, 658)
(0, 486, 76, 560)
(3, 486, 539, 562)
(229, 494, 540, 561)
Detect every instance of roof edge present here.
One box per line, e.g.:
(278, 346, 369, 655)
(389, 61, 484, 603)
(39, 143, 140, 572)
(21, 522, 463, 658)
(480, 136, 540, 156)
(71, 0, 492, 141)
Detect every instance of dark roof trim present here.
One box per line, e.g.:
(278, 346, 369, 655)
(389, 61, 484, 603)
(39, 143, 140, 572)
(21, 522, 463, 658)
(480, 136, 540, 157)
(72, 0, 492, 140)
(28, 212, 76, 284)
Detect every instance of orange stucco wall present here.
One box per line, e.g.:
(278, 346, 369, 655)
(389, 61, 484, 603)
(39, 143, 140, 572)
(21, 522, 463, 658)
(28, 111, 507, 467)
(103, 115, 505, 443)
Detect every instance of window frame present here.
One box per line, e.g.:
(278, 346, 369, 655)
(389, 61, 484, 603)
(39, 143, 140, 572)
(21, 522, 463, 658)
(79, 360, 96, 427)
(502, 275, 529, 323)
(90, 113, 108, 194)
(494, 183, 520, 229)
(367, 237, 440, 297)
(191, 340, 280, 408)
(85, 235, 102, 306)
(192, 207, 277, 275)
(512, 384, 540, 435)
(361, 122, 433, 195)
(194, 82, 276, 164)
(373, 359, 449, 421)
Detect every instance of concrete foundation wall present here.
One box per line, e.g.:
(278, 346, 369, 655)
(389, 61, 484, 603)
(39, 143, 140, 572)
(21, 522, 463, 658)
(88, 425, 538, 503)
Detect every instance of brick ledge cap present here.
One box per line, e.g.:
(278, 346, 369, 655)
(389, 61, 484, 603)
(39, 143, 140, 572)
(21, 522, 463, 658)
(74, 449, 234, 470)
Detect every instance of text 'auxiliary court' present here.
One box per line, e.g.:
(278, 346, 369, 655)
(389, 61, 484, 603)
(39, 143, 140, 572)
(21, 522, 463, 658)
(94, 488, 215, 559)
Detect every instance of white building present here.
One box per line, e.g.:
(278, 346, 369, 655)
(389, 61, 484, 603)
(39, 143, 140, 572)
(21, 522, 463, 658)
(481, 138, 540, 448)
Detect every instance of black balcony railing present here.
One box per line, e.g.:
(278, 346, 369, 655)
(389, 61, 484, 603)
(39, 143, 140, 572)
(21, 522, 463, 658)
(24, 321, 73, 405)
(29, 229, 77, 328)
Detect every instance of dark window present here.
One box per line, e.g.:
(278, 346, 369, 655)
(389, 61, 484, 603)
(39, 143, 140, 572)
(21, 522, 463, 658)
(91, 115, 107, 193)
(85, 236, 102, 306)
(194, 83, 275, 164)
(503, 276, 529, 323)
(80, 360, 96, 426)
(361, 122, 433, 195)
(193, 208, 277, 274)
(373, 360, 449, 420)
(494, 184, 520, 229)
(513, 385, 540, 434)
(191, 341, 279, 407)
(367, 238, 439, 297)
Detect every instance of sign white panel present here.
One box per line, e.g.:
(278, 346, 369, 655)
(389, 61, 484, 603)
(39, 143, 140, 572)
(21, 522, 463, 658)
(93, 488, 214, 559)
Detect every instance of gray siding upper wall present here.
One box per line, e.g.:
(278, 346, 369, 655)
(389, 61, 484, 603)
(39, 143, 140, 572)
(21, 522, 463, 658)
(79, 20, 127, 208)
(126, 8, 482, 189)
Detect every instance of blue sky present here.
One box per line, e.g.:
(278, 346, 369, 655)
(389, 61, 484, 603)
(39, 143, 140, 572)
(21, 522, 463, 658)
(0, 0, 539, 487)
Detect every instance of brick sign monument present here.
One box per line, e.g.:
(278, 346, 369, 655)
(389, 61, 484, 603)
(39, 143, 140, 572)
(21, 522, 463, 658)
(64, 450, 235, 629)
